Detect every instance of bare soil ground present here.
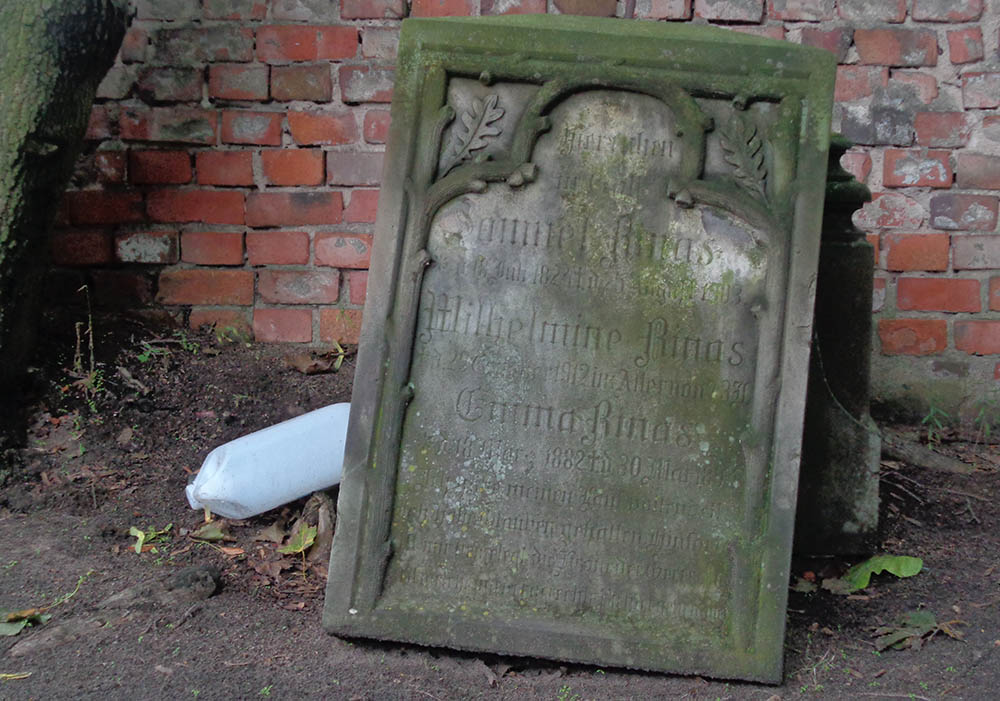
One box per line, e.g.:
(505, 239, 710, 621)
(1, 308, 998, 700)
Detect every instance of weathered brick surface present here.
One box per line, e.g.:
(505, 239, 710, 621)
(884, 233, 949, 271)
(878, 319, 947, 355)
(116, 231, 180, 264)
(247, 231, 311, 265)
(855, 29, 938, 67)
(883, 149, 952, 188)
(181, 231, 245, 265)
(157, 269, 254, 305)
(896, 278, 981, 313)
(929, 194, 998, 231)
(253, 308, 313, 342)
(315, 233, 373, 268)
(48, 0, 1000, 393)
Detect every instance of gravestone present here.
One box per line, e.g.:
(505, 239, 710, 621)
(324, 16, 835, 683)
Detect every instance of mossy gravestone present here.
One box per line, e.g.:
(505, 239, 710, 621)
(324, 16, 835, 683)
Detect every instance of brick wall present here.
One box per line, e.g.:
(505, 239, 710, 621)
(56, 0, 1000, 414)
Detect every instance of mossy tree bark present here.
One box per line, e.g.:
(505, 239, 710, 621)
(0, 0, 129, 441)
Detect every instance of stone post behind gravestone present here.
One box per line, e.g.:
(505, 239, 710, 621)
(324, 16, 836, 683)
(795, 136, 880, 555)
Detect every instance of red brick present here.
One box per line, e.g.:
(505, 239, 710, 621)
(855, 29, 938, 67)
(955, 321, 1000, 355)
(883, 149, 952, 188)
(259, 270, 340, 304)
(693, 0, 763, 21)
(136, 67, 202, 102)
(317, 26, 360, 60)
(256, 26, 316, 63)
(953, 235, 1000, 269)
(120, 107, 218, 145)
(799, 27, 851, 62)
(339, 66, 394, 104)
(271, 64, 333, 102)
(254, 308, 313, 343)
(189, 309, 252, 335)
(196, 151, 255, 186)
(221, 110, 283, 145)
(86, 105, 115, 141)
(129, 150, 191, 185)
(878, 319, 946, 355)
(989, 278, 1000, 311)
(157, 269, 254, 305)
(640, 0, 692, 18)
(320, 308, 363, 344)
(838, 0, 905, 22)
(914, 112, 973, 148)
(766, 0, 833, 21)
(411, 0, 476, 14)
(115, 231, 180, 264)
(97, 65, 137, 100)
(246, 231, 310, 265)
(930, 194, 998, 231)
(246, 192, 343, 227)
(50, 230, 113, 266)
(855, 193, 926, 229)
(209, 64, 270, 100)
(957, 154, 1000, 190)
(151, 27, 255, 65)
(203, 0, 268, 20)
(94, 151, 127, 184)
(835, 66, 888, 101)
(897, 278, 980, 312)
(947, 28, 984, 64)
(121, 27, 150, 63)
(912, 0, 982, 22)
(962, 73, 1000, 109)
(181, 231, 245, 265)
(841, 150, 872, 183)
(360, 28, 399, 60)
(884, 233, 949, 271)
(341, 0, 407, 18)
(148, 190, 245, 225)
(315, 233, 372, 268)
(327, 152, 383, 186)
(363, 110, 391, 143)
(891, 71, 938, 104)
(66, 191, 144, 225)
(348, 270, 368, 305)
(344, 189, 379, 223)
(261, 149, 325, 186)
(288, 110, 358, 146)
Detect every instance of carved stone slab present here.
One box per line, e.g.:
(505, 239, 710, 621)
(323, 16, 835, 683)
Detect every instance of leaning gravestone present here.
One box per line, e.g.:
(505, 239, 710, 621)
(324, 16, 835, 683)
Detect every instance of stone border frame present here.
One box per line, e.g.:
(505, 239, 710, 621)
(324, 15, 835, 683)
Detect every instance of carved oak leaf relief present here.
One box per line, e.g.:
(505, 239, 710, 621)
(439, 93, 504, 177)
(719, 115, 768, 202)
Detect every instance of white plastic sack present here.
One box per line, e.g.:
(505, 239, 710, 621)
(185, 402, 350, 519)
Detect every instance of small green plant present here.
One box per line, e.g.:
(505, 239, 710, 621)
(921, 401, 950, 446)
(556, 685, 580, 701)
(130, 523, 173, 554)
(136, 342, 170, 363)
(173, 330, 199, 354)
(214, 324, 251, 345)
(259, 685, 273, 697)
(278, 524, 317, 575)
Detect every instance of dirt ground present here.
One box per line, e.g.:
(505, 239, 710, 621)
(1, 308, 999, 700)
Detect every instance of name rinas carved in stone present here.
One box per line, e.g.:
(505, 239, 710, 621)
(386, 84, 775, 639)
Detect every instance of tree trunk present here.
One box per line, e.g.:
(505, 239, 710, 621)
(0, 0, 129, 441)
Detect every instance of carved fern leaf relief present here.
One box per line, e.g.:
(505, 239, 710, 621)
(440, 93, 504, 176)
(719, 116, 768, 202)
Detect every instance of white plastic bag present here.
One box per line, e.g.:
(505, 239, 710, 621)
(185, 402, 350, 519)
